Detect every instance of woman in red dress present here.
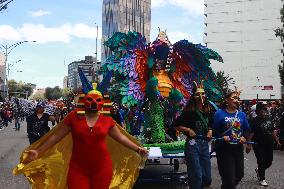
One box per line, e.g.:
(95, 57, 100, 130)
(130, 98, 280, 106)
(23, 90, 148, 189)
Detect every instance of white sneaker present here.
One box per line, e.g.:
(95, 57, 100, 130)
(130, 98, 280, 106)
(260, 180, 268, 187)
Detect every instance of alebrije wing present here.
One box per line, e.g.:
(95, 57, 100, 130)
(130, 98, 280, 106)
(103, 31, 148, 106)
(135, 49, 149, 94)
(171, 40, 223, 101)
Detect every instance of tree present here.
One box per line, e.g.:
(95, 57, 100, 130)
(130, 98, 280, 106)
(275, 8, 284, 87)
(8, 79, 36, 98)
(62, 87, 72, 98)
(45, 86, 62, 100)
(0, 0, 14, 12)
(215, 71, 235, 95)
(279, 63, 284, 86)
(30, 91, 45, 101)
(275, 8, 284, 39)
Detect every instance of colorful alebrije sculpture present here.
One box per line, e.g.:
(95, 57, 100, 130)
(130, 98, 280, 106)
(103, 31, 223, 144)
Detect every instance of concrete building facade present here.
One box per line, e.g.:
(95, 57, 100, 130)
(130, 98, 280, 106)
(63, 76, 68, 89)
(67, 56, 101, 91)
(204, 0, 283, 100)
(0, 53, 6, 97)
(102, 0, 151, 62)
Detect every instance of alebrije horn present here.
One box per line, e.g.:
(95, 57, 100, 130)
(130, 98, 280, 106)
(97, 70, 113, 95)
(78, 67, 93, 94)
(193, 81, 198, 89)
(201, 80, 204, 88)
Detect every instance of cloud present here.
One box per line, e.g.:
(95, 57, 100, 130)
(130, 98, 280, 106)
(0, 23, 102, 43)
(31, 10, 52, 17)
(151, 0, 167, 8)
(72, 23, 102, 39)
(0, 25, 22, 41)
(167, 31, 191, 43)
(152, 0, 204, 15)
(169, 0, 204, 15)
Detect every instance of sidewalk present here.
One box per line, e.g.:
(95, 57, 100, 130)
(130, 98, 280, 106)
(0, 121, 29, 159)
(0, 121, 30, 189)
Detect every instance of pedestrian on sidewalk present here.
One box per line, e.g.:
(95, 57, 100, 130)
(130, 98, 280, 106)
(279, 111, 284, 151)
(174, 81, 213, 189)
(26, 102, 55, 144)
(14, 113, 20, 131)
(213, 90, 250, 189)
(246, 103, 281, 187)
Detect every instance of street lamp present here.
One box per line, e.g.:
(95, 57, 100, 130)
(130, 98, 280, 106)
(94, 22, 99, 59)
(92, 22, 100, 83)
(0, 40, 36, 97)
(7, 59, 21, 77)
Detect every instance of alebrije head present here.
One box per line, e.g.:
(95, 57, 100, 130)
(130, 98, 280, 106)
(193, 80, 206, 105)
(78, 67, 104, 113)
(83, 83, 104, 113)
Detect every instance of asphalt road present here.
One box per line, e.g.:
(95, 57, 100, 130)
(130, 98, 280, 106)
(1, 121, 284, 189)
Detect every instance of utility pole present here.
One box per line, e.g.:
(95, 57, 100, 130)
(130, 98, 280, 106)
(0, 40, 36, 98)
(93, 23, 100, 83)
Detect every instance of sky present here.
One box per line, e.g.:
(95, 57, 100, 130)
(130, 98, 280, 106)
(0, 0, 204, 88)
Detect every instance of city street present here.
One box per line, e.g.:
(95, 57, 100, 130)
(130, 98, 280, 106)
(1, 121, 284, 189)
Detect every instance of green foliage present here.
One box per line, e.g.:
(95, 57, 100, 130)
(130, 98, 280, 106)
(45, 86, 62, 100)
(143, 140, 185, 151)
(30, 91, 45, 101)
(275, 8, 284, 39)
(279, 63, 284, 86)
(8, 79, 36, 99)
(275, 8, 284, 87)
(62, 87, 72, 98)
(143, 101, 165, 143)
(215, 71, 234, 96)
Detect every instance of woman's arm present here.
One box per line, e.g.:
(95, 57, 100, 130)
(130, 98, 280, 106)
(272, 130, 281, 147)
(23, 123, 71, 164)
(108, 125, 148, 156)
(175, 125, 196, 137)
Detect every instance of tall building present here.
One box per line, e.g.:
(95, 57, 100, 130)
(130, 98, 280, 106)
(204, 0, 283, 100)
(63, 76, 68, 89)
(0, 53, 6, 97)
(67, 56, 101, 90)
(102, 0, 151, 62)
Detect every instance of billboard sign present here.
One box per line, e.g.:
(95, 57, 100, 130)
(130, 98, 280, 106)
(261, 85, 273, 90)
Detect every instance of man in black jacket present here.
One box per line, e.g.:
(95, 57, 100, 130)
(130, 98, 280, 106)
(26, 102, 55, 144)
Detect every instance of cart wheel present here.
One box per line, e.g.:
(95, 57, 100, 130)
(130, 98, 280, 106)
(174, 159, 179, 171)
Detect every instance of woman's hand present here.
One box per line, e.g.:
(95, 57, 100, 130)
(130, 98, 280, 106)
(187, 128, 196, 137)
(206, 129, 212, 140)
(223, 136, 230, 142)
(245, 144, 252, 154)
(22, 149, 39, 164)
(238, 136, 247, 144)
(136, 147, 148, 157)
